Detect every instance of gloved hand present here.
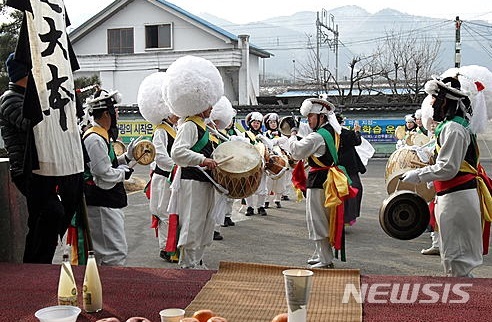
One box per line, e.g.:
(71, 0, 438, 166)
(230, 135, 250, 143)
(118, 164, 134, 180)
(272, 136, 288, 147)
(295, 116, 301, 128)
(125, 136, 143, 162)
(401, 169, 422, 184)
(256, 134, 273, 150)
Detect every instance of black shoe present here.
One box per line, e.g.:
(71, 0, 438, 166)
(213, 231, 223, 240)
(246, 206, 255, 216)
(241, 198, 246, 205)
(258, 207, 267, 216)
(221, 216, 229, 227)
(281, 195, 290, 201)
(223, 216, 235, 227)
(160, 250, 177, 263)
(264, 202, 270, 209)
(275, 201, 281, 208)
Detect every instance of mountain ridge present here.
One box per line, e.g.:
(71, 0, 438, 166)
(200, 6, 492, 79)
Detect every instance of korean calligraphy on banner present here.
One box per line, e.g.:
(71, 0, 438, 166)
(345, 119, 406, 143)
(117, 120, 154, 143)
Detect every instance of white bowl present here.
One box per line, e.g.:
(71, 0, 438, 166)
(35, 305, 81, 322)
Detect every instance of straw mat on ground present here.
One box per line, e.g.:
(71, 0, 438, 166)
(185, 261, 362, 321)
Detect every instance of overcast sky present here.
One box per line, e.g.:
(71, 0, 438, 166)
(63, 0, 492, 28)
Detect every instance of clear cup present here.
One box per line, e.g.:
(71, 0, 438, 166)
(282, 269, 314, 322)
(159, 308, 185, 322)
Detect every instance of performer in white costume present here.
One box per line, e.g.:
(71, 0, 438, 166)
(137, 72, 179, 262)
(263, 112, 289, 208)
(243, 111, 269, 216)
(402, 69, 492, 277)
(83, 88, 140, 266)
(288, 98, 347, 269)
(166, 55, 224, 269)
(209, 96, 237, 239)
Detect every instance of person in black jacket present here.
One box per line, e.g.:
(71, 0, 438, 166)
(336, 113, 366, 226)
(1, 53, 85, 264)
(0, 53, 30, 195)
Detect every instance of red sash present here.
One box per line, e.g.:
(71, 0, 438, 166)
(433, 173, 475, 193)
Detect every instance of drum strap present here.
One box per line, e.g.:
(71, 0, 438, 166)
(245, 130, 257, 144)
(184, 116, 212, 152)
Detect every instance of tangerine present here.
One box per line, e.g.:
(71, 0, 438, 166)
(180, 318, 200, 322)
(192, 309, 215, 322)
(271, 312, 288, 322)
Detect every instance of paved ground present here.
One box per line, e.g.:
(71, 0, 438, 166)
(119, 157, 492, 277)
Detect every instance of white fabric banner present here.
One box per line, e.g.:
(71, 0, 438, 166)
(26, 0, 83, 176)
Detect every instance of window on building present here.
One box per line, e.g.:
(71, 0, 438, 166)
(145, 24, 172, 49)
(108, 28, 134, 54)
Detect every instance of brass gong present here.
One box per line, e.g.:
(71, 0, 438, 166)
(112, 140, 127, 156)
(395, 125, 406, 140)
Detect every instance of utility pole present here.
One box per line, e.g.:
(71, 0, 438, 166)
(316, 9, 339, 86)
(292, 59, 296, 84)
(455, 16, 461, 68)
(316, 12, 320, 86)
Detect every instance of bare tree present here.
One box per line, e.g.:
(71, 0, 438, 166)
(373, 30, 441, 102)
(294, 34, 319, 85)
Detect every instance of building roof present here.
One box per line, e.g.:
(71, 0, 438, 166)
(117, 103, 420, 118)
(69, 0, 271, 58)
(276, 88, 417, 98)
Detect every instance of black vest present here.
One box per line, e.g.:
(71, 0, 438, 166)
(83, 131, 127, 208)
(180, 122, 214, 182)
(153, 124, 175, 178)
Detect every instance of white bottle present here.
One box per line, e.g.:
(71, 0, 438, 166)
(57, 254, 78, 306)
(83, 250, 103, 312)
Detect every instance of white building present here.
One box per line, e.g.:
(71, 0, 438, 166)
(69, 0, 271, 106)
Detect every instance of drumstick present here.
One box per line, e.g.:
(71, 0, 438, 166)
(410, 160, 428, 167)
(215, 155, 234, 165)
(129, 149, 150, 169)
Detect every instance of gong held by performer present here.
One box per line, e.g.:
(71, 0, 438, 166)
(400, 67, 492, 277)
(82, 88, 145, 266)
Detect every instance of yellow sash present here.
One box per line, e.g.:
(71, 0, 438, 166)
(184, 116, 218, 144)
(83, 126, 109, 143)
(156, 122, 176, 139)
(309, 134, 350, 246)
(459, 161, 492, 223)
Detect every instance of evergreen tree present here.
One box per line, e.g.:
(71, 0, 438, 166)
(0, 3, 22, 92)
